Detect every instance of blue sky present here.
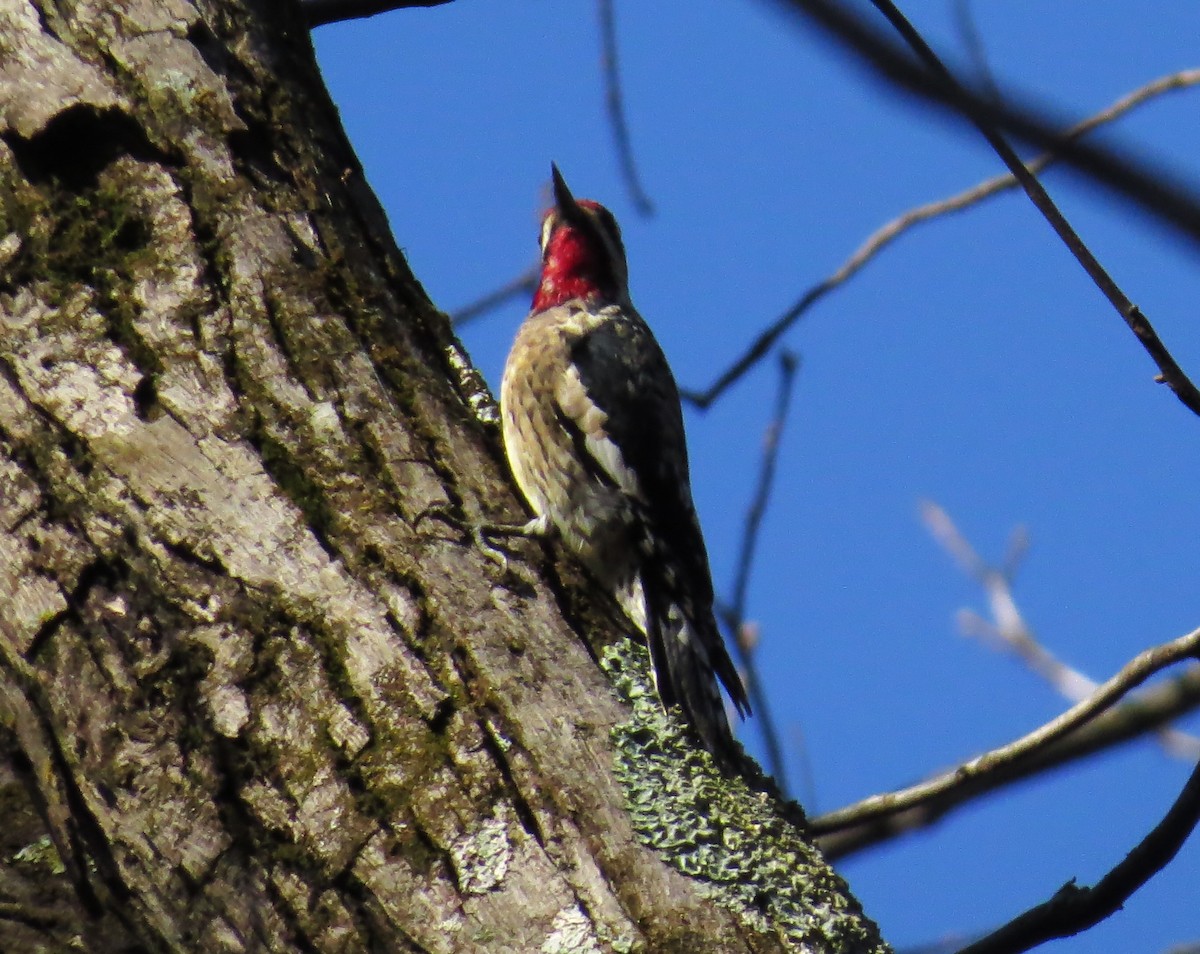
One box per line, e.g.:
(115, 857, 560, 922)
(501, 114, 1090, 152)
(314, 3, 1200, 950)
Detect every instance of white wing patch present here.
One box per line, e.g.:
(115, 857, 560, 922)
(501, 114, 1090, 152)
(556, 362, 644, 500)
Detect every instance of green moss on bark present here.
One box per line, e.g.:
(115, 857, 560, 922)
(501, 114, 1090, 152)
(602, 644, 890, 953)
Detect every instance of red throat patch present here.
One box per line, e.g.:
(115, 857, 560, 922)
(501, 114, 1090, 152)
(532, 221, 618, 312)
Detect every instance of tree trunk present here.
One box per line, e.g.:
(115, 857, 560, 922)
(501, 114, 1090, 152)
(0, 1, 887, 951)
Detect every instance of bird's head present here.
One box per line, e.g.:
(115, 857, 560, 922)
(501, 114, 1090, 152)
(532, 164, 629, 313)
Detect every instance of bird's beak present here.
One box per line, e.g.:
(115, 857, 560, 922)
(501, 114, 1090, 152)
(550, 163, 584, 220)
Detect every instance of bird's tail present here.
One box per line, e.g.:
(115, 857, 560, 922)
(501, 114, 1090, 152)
(618, 569, 749, 769)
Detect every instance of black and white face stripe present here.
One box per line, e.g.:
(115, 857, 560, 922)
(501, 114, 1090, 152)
(539, 203, 626, 257)
(539, 213, 557, 254)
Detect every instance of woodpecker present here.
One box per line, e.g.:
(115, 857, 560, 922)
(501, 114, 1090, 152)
(500, 164, 750, 765)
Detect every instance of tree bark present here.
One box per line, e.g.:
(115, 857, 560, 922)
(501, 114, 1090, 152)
(0, 1, 887, 951)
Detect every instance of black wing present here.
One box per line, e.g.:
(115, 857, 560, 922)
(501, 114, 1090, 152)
(569, 315, 751, 723)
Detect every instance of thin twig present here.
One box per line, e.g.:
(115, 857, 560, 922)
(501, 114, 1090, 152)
(800, 0, 1200, 418)
(951, 0, 997, 100)
(811, 625, 1200, 835)
(783, 0, 1200, 246)
(717, 351, 800, 791)
(598, 0, 654, 216)
(302, 0, 452, 27)
(921, 500, 1200, 760)
(955, 757, 1200, 954)
(817, 663, 1200, 859)
(684, 67, 1200, 407)
(790, 722, 819, 815)
(450, 264, 540, 326)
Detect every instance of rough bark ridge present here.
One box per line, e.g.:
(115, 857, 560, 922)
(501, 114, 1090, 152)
(0, 1, 887, 951)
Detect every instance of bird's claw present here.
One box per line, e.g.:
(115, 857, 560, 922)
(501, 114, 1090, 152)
(414, 504, 529, 573)
(472, 524, 515, 572)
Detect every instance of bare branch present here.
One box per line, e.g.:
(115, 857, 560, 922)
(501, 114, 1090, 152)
(817, 663, 1200, 859)
(450, 263, 540, 326)
(866, 0, 1200, 419)
(685, 67, 1200, 407)
(717, 351, 800, 791)
(812, 625, 1200, 836)
(782, 0, 1200, 246)
(954, 758, 1200, 954)
(922, 500, 1200, 761)
(302, 0, 452, 28)
(598, 0, 655, 216)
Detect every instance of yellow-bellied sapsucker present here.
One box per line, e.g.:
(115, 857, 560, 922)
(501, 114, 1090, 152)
(500, 165, 750, 765)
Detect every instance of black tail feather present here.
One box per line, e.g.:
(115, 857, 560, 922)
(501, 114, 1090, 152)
(640, 567, 746, 768)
